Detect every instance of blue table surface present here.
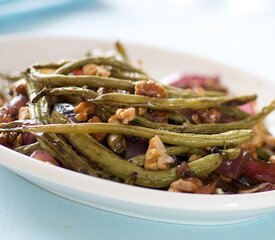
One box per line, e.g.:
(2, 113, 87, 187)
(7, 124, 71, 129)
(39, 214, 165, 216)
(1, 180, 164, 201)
(1, 0, 275, 239)
(1, 165, 275, 240)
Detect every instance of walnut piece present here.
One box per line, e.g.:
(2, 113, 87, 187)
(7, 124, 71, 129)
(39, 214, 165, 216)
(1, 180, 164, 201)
(265, 135, 275, 147)
(191, 108, 221, 124)
(135, 80, 167, 98)
(144, 135, 174, 170)
(135, 80, 168, 123)
(13, 133, 23, 148)
(0, 132, 18, 147)
(88, 116, 106, 142)
(108, 107, 136, 124)
(168, 177, 203, 193)
(142, 110, 168, 124)
(269, 155, 275, 163)
(251, 123, 266, 147)
(82, 64, 111, 78)
(74, 101, 96, 122)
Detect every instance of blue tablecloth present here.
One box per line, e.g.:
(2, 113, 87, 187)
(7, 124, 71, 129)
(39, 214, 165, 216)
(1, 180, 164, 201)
(1, 165, 275, 240)
(1, 1, 275, 239)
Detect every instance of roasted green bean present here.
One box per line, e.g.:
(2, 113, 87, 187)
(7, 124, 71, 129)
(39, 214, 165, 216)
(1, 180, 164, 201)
(26, 74, 100, 177)
(29, 71, 135, 92)
(14, 142, 40, 156)
(32, 87, 98, 103)
(134, 100, 275, 134)
(22, 123, 252, 147)
(128, 146, 207, 166)
(55, 56, 146, 75)
(93, 93, 257, 111)
(188, 154, 222, 177)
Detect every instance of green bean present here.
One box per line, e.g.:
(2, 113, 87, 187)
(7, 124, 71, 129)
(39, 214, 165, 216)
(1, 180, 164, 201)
(26, 74, 100, 177)
(32, 60, 69, 70)
(36, 133, 99, 177)
(165, 85, 226, 98)
(110, 69, 149, 81)
(217, 105, 249, 120)
(125, 147, 239, 167)
(129, 146, 207, 167)
(29, 66, 228, 99)
(256, 147, 275, 161)
(30, 87, 236, 130)
(115, 41, 130, 63)
(52, 56, 223, 98)
(147, 100, 275, 134)
(29, 70, 135, 92)
(25, 75, 50, 124)
(32, 87, 98, 103)
(14, 142, 40, 156)
(219, 147, 241, 160)
(55, 56, 146, 75)
(50, 111, 178, 187)
(168, 111, 190, 124)
(22, 123, 252, 148)
(188, 154, 222, 177)
(0, 120, 33, 129)
(65, 131, 178, 188)
(93, 93, 257, 111)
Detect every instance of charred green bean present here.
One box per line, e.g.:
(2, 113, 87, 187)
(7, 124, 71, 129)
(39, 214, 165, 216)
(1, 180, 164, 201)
(22, 123, 252, 147)
(93, 93, 257, 111)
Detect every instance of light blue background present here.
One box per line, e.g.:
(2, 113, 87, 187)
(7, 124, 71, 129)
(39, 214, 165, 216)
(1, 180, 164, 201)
(1, 165, 275, 240)
(1, 0, 275, 239)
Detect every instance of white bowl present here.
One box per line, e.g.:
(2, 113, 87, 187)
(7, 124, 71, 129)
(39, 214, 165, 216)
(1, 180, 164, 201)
(0, 36, 274, 225)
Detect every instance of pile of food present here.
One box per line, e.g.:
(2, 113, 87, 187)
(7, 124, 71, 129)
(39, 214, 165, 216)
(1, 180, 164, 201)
(0, 42, 274, 194)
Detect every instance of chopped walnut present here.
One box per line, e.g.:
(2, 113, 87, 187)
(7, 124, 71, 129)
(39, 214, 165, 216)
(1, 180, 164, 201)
(135, 80, 168, 123)
(74, 101, 96, 122)
(135, 80, 167, 98)
(269, 155, 275, 163)
(0, 98, 5, 108)
(191, 108, 221, 124)
(18, 106, 30, 120)
(251, 123, 266, 147)
(168, 177, 203, 193)
(88, 116, 106, 142)
(13, 133, 23, 148)
(108, 107, 136, 124)
(191, 113, 201, 124)
(265, 135, 275, 147)
(195, 87, 206, 97)
(144, 135, 174, 170)
(0, 132, 18, 147)
(142, 110, 168, 124)
(0, 132, 8, 146)
(138, 107, 147, 116)
(82, 64, 111, 77)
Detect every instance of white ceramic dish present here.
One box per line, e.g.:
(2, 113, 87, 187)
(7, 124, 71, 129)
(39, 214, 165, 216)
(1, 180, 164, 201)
(0, 36, 275, 225)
